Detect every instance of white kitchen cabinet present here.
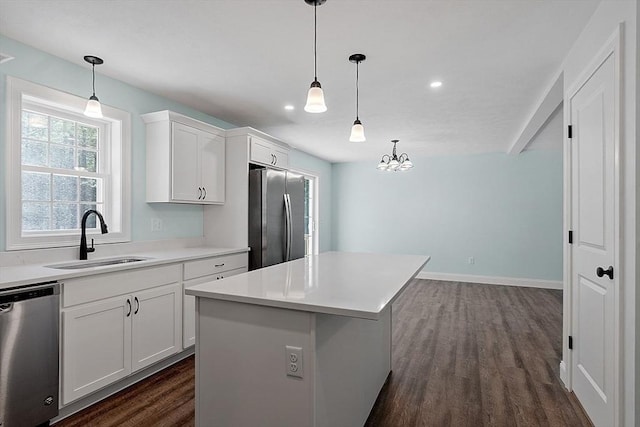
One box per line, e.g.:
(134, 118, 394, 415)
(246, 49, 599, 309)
(62, 295, 132, 405)
(131, 283, 182, 372)
(182, 253, 248, 348)
(143, 110, 225, 204)
(204, 127, 291, 248)
(61, 266, 182, 405)
(249, 135, 289, 169)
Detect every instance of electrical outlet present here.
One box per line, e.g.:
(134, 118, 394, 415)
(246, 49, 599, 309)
(286, 346, 303, 378)
(468, 256, 475, 265)
(151, 218, 163, 232)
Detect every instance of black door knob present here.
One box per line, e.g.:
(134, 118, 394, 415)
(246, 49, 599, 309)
(596, 266, 614, 280)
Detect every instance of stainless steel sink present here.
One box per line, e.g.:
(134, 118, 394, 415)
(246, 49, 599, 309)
(46, 257, 152, 270)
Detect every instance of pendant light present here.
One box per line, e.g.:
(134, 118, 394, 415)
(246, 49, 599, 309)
(304, 0, 327, 113)
(377, 140, 414, 171)
(83, 55, 104, 118)
(348, 53, 366, 142)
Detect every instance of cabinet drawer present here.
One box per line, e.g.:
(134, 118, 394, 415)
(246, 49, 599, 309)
(62, 264, 181, 308)
(183, 253, 247, 281)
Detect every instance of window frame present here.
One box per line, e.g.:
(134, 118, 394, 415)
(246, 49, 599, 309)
(5, 76, 131, 250)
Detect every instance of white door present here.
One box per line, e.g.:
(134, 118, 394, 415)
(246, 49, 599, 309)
(62, 295, 132, 404)
(131, 283, 181, 372)
(172, 122, 200, 201)
(569, 50, 617, 426)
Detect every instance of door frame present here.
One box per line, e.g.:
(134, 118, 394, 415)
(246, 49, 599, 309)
(561, 23, 622, 425)
(288, 167, 320, 256)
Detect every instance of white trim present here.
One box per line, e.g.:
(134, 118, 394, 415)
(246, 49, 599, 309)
(288, 166, 320, 256)
(563, 24, 622, 426)
(5, 76, 131, 250)
(508, 70, 564, 155)
(559, 360, 568, 386)
(415, 271, 563, 290)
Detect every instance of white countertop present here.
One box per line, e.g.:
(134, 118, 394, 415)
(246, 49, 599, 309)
(0, 247, 248, 290)
(186, 251, 430, 320)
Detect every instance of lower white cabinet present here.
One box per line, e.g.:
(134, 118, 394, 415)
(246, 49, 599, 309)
(62, 282, 181, 404)
(182, 254, 248, 348)
(183, 267, 247, 348)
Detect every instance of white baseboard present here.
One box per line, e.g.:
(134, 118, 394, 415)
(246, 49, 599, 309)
(559, 360, 568, 388)
(415, 271, 563, 290)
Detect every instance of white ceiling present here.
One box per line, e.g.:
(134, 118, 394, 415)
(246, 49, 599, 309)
(0, 0, 599, 163)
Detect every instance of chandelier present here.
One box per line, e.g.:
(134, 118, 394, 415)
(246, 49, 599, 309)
(377, 140, 413, 171)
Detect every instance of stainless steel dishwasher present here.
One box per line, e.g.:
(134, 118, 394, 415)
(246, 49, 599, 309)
(0, 281, 60, 427)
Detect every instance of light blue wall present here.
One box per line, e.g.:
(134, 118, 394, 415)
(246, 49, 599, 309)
(0, 35, 335, 253)
(289, 149, 332, 252)
(331, 150, 563, 281)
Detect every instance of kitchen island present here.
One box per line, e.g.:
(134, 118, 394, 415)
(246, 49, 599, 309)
(186, 251, 429, 427)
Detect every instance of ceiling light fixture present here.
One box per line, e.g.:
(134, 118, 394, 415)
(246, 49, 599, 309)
(377, 140, 413, 171)
(284, 105, 295, 111)
(303, 0, 327, 113)
(430, 81, 443, 88)
(348, 53, 366, 142)
(83, 55, 104, 118)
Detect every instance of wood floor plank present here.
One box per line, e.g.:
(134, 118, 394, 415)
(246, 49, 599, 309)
(54, 279, 592, 427)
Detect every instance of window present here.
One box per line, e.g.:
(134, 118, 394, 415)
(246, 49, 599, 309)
(6, 77, 131, 250)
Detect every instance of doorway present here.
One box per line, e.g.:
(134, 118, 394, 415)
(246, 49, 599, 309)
(297, 171, 319, 256)
(563, 25, 621, 427)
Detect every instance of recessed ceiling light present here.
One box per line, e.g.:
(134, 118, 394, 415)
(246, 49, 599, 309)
(284, 105, 295, 110)
(430, 81, 443, 88)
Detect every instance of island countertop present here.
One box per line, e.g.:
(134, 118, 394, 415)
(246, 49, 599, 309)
(185, 251, 429, 320)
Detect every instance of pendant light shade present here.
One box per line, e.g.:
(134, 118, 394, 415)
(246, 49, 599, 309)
(84, 95, 103, 118)
(305, 80, 327, 113)
(348, 53, 366, 142)
(83, 55, 104, 119)
(377, 140, 414, 172)
(304, 0, 327, 113)
(349, 119, 365, 142)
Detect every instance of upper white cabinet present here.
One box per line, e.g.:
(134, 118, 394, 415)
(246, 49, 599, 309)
(142, 110, 225, 204)
(249, 135, 289, 169)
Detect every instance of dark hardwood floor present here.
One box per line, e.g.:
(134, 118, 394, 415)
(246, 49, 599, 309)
(54, 280, 592, 427)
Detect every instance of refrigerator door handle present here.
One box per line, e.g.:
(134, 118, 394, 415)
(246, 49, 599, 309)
(284, 193, 292, 262)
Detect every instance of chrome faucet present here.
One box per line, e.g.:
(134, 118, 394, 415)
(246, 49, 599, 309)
(80, 209, 109, 260)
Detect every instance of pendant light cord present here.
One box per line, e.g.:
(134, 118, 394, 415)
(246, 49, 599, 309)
(92, 63, 96, 97)
(313, 2, 318, 81)
(355, 61, 359, 120)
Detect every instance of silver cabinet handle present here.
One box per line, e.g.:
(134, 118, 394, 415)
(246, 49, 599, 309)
(214, 263, 225, 267)
(134, 296, 140, 314)
(198, 187, 203, 200)
(203, 187, 207, 199)
(274, 154, 277, 165)
(126, 298, 131, 317)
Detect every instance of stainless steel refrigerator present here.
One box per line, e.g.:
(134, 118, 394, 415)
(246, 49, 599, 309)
(249, 168, 305, 270)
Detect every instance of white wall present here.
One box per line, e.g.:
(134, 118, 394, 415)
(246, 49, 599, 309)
(561, 1, 637, 425)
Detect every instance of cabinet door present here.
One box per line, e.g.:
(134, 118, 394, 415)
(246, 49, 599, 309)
(131, 283, 182, 372)
(62, 296, 132, 404)
(272, 146, 289, 169)
(172, 122, 200, 202)
(249, 136, 276, 166)
(183, 267, 247, 348)
(199, 132, 225, 204)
